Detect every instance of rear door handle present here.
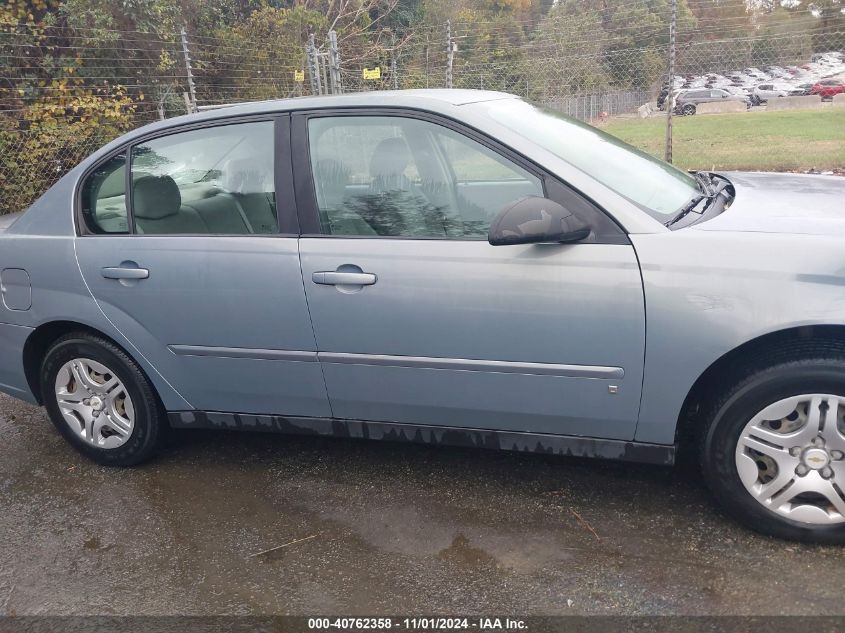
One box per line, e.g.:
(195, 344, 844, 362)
(101, 266, 149, 280)
(312, 271, 377, 286)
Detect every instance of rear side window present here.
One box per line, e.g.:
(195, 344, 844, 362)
(130, 121, 278, 235)
(80, 153, 128, 234)
(79, 121, 280, 236)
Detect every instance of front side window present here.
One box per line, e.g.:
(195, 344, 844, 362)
(130, 121, 278, 235)
(307, 116, 543, 239)
(80, 153, 128, 234)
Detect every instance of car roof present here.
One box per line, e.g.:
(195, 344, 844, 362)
(94, 89, 519, 156)
(74, 89, 518, 171)
(155, 89, 512, 127)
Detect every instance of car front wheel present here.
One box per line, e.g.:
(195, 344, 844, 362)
(40, 332, 165, 466)
(701, 354, 845, 543)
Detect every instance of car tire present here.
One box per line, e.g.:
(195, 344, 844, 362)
(682, 104, 696, 115)
(40, 332, 165, 466)
(700, 347, 845, 544)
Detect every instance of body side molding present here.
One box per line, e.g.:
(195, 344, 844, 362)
(168, 345, 624, 379)
(169, 345, 318, 362)
(319, 352, 624, 379)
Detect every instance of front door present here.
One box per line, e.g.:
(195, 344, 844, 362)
(75, 117, 330, 417)
(295, 112, 645, 440)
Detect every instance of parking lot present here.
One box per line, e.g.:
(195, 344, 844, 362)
(2, 391, 845, 616)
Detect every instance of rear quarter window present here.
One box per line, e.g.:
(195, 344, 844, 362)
(80, 153, 128, 234)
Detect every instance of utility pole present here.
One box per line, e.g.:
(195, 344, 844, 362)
(664, 0, 677, 163)
(307, 34, 322, 96)
(446, 20, 454, 89)
(180, 26, 197, 113)
(328, 30, 342, 95)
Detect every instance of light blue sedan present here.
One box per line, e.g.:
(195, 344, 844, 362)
(1, 90, 845, 543)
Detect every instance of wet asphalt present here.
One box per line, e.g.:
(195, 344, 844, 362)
(1, 391, 844, 616)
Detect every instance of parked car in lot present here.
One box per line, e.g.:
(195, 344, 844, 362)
(812, 51, 843, 63)
(765, 66, 793, 80)
(3, 90, 845, 543)
(811, 79, 845, 100)
(675, 88, 751, 114)
(751, 83, 806, 104)
(722, 86, 751, 99)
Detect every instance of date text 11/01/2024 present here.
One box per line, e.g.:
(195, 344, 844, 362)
(307, 617, 528, 630)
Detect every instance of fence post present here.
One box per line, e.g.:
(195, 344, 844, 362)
(391, 31, 398, 90)
(446, 20, 454, 89)
(307, 34, 322, 96)
(425, 34, 430, 88)
(664, 0, 677, 164)
(320, 50, 330, 94)
(328, 30, 342, 95)
(180, 26, 198, 112)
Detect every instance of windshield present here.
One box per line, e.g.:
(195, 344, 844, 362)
(471, 99, 699, 219)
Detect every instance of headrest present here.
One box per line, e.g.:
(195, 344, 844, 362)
(133, 175, 181, 220)
(369, 137, 411, 178)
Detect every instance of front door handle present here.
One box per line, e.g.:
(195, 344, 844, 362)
(101, 266, 149, 280)
(312, 271, 377, 286)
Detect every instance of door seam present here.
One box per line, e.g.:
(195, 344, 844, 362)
(296, 236, 335, 418)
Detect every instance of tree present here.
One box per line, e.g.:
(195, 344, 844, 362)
(527, 7, 610, 99)
(211, 5, 326, 101)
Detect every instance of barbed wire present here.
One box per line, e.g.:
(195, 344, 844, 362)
(1, 17, 843, 215)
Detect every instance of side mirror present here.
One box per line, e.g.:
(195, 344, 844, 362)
(488, 196, 592, 246)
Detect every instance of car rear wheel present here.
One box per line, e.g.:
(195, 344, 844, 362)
(701, 354, 845, 543)
(40, 332, 165, 466)
(682, 104, 696, 115)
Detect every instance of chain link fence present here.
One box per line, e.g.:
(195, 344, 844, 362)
(2, 17, 844, 215)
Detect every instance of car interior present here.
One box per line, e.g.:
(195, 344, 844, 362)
(83, 123, 278, 235)
(308, 117, 543, 239)
(83, 117, 543, 238)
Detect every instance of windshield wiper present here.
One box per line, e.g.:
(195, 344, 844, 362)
(664, 193, 707, 227)
(664, 171, 718, 227)
(664, 171, 730, 227)
(693, 170, 715, 196)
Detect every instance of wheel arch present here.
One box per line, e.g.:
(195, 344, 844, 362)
(675, 324, 845, 449)
(23, 320, 156, 406)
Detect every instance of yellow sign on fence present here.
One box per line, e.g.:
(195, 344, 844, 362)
(362, 67, 381, 80)
(294, 70, 305, 82)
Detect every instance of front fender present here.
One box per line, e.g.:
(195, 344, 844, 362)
(632, 230, 845, 444)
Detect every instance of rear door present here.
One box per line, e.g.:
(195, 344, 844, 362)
(294, 110, 646, 440)
(74, 116, 330, 417)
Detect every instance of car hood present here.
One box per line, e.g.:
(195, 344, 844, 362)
(0, 211, 22, 233)
(694, 172, 845, 236)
